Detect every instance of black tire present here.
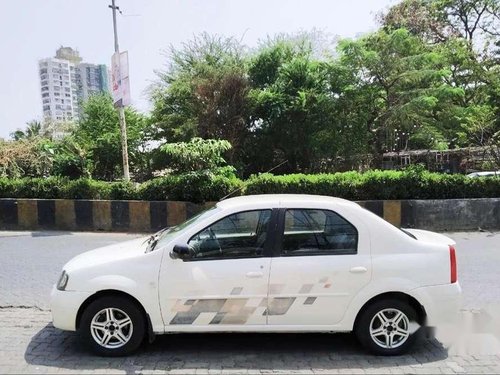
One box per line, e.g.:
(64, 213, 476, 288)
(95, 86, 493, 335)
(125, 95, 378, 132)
(355, 299, 422, 356)
(79, 295, 146, 356)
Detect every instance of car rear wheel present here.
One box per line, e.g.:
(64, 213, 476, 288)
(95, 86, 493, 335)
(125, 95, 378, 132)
(355, 299, 421, 355)
(79, 295, 145, 356)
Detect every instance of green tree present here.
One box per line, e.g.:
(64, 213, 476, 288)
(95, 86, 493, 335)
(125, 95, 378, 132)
(148, 22, 499, 174)
(150, 33, 249, 165)
(161, 137, 233, 174)
(246, 37, 366, 173)
(380, 0, 500, 46)
(310, 60, 374, 170)
(437, 0, 499, 44)
(338, 29, 464, 163)
(51, 136, 91, 179)
(379, 0, 452, 43)
(74, 94, 150, 181)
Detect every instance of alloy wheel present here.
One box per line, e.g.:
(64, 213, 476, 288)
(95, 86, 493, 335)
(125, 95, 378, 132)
(369, 308, 410, 349)
(90, 307, 134, 349)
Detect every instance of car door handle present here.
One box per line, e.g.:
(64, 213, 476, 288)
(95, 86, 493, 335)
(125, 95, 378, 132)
(349, 266, 368, 274)
(245, 271, 264, 278)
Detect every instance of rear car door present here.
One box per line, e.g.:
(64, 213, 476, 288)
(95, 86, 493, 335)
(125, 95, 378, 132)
(160, 209, 276, 329)
(267, 207, 372, 326)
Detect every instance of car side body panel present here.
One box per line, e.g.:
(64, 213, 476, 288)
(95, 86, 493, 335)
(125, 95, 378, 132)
(51, 194, 461, 337)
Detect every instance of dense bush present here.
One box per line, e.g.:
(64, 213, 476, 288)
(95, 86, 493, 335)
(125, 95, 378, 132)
(51, 154, 88, 180)
(244, 170, 500, 200)
(138, 172, 242, 203)
(0, 172, 243, 203)
(0, 169, 499, 202)
(61, 179, 112, 200)
(0, 177, 65, 199)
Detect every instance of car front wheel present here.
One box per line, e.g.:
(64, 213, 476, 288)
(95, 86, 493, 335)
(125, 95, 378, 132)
(355, 299, 422, 355)
(79, 295, 146, 356)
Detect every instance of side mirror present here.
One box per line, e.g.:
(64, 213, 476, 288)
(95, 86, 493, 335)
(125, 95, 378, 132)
(170, 244, 192, 260)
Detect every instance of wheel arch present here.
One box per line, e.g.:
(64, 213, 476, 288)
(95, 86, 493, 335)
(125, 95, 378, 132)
(353, 291, 427, 329)
(75, 289, 154, 342)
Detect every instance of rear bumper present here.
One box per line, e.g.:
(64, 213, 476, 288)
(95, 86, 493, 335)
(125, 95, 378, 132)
(50, 285, 92, 331)
(410, 282, 462, 327)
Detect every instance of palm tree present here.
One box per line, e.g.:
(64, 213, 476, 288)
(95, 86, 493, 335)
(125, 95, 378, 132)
(10, 120, 42, 140)
(25, 120, 42, 138)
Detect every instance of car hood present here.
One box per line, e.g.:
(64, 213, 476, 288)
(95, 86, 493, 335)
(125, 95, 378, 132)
(403, 228, 456, 246)
(63, 236, 149, 273)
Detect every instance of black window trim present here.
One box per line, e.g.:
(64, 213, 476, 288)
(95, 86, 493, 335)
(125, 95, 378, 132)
(183, 208, 279, 262)
(275, 207, 359, 257)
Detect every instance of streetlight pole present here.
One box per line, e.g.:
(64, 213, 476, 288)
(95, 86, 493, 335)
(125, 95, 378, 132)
(109, 0, 130, 181)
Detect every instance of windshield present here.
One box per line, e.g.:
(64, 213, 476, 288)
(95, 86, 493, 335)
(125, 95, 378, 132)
(148, 206, 220, 251)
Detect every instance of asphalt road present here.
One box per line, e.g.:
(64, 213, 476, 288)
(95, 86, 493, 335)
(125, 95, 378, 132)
(0, 231, 143, 309)
(0, 230, 498, 309)
(1, 230, 500, 373)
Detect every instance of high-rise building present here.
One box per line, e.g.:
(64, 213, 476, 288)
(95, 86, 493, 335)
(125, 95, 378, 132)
(38, 47, 110, 124)
(76, 63, 110, 103)
(39, 57, 77, 122)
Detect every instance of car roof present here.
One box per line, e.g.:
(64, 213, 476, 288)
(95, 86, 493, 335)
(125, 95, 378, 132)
(216, 194, 358, 209)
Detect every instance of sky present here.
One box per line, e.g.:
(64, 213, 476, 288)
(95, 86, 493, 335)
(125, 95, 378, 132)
(0, 0, 396, 139)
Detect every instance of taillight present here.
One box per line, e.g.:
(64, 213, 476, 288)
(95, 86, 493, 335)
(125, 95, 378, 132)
(449, 245, 457, 283)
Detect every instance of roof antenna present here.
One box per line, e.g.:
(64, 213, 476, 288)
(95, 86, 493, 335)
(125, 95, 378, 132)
(219, 160, 288, 201)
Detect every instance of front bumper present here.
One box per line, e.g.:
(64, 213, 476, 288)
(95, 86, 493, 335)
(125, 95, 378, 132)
(50, 285, 92, 331)
(410, 282, 462, 327)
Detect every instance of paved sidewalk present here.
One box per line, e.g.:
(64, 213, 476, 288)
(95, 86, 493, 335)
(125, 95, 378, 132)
(1, 307, 500, 374)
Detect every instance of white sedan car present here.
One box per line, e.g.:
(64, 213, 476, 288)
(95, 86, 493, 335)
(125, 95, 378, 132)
(51, 195, 461, 356)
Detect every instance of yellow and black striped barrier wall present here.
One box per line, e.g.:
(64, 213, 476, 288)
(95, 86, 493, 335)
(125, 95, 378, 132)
(356, 200, 404, 228)
(1, 198, 499, 232)
(0, 199, 214, 232)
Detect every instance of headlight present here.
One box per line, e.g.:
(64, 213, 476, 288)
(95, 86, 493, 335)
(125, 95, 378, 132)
(56, 271, 69, 291)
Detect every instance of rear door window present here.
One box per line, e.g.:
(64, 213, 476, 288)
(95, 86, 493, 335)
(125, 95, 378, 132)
(282, 209, 358, 256)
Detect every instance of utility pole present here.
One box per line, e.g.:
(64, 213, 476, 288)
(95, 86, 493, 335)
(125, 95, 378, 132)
(109, 0, 130, 181)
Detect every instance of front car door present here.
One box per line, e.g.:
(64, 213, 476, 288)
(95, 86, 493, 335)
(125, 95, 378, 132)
(159, 208, 277, 331)
(267, 204, 371, 328)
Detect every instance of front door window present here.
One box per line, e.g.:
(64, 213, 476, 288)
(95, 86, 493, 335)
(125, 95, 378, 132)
(188, 209, 272, 260)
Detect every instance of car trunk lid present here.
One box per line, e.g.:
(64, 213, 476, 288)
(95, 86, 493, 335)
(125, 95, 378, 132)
(403, 228, 456, 246)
